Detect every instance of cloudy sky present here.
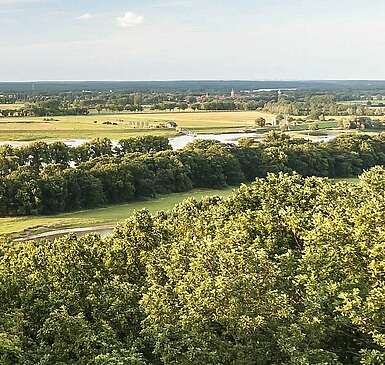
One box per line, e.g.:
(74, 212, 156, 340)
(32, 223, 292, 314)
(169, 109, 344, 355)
(1, 0, 385, 81)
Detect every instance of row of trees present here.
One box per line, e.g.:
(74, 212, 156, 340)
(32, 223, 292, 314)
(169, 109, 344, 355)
(1, 169, 385, 364)
(150, 100, 265, 112)
(26, 99, 90, 117)
(1, 95, 257, 117)
(337, 116, 385, 130)
(192, 100, 263, 111)
(264, 95, 385, 118)
(3, 133, 385, 216)
(0, 139, 245, 216)
(0, 136, 172, 173)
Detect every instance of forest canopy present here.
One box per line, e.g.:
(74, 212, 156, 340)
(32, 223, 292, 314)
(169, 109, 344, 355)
(1, 169, 385, 364)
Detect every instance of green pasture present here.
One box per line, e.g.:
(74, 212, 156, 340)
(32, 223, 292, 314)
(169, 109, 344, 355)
(0, 187, 235, 238)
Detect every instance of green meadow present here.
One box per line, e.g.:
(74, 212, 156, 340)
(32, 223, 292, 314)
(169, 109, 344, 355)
(0, 187, 236, 238)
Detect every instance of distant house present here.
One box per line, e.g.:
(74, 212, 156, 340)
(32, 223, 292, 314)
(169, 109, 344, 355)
(166, 121, 178, 129)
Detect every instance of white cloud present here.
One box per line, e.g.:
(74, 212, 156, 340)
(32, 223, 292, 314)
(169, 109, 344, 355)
(116, 12, 144, 28)
(77, 13, 93, 20)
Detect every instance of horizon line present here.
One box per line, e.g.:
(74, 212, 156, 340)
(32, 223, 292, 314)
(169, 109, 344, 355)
(1, 79, 385, 83)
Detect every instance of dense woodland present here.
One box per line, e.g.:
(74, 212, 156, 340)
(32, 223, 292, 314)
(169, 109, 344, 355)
(1, 169, 385, 364)
(2, 133, 385, 216)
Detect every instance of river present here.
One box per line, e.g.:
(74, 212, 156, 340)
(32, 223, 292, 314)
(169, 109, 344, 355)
(0, 132, 261, 150)
(169, 132, 261, 149)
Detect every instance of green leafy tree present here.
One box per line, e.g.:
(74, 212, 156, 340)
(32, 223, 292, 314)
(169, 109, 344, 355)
(255, 117, 266, 127)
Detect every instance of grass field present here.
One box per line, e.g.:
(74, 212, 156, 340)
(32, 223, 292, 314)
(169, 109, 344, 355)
(0, 103, 25, 110)
(0, 110, 274, 142)
(0, 187, 236, 238)
(332, 177, 359, 184)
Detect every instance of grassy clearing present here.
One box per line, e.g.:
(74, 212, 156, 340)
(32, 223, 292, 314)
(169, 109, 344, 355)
(0, 111, 274, 142)
(0, 187, 236, 237)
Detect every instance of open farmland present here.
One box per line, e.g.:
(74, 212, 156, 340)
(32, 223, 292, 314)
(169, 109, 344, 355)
(0, 103, 25, 110)
(0, 110, 274, 142)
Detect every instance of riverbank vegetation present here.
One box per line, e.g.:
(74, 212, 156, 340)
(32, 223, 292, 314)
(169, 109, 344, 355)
(1, 132, 385, 217)
(1, 169, 385, 364)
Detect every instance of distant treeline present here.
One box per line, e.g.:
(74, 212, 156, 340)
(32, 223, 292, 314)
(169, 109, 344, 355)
(2, 133, 385, 216)
(264, 95, 385, 117)
(0, 99, 89, 117)
(3, 80, 385, 93)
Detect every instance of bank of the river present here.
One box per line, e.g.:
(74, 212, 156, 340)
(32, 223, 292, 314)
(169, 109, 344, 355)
(0, 187, 236, 240)
(0, 129, 344, 150)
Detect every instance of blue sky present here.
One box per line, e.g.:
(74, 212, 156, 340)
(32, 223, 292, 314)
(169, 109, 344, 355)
(1, 0, 385, 81)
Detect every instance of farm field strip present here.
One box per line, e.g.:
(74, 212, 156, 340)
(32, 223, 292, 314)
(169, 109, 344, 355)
(0, 103, 25, 110)
(0, 111, 273, 141)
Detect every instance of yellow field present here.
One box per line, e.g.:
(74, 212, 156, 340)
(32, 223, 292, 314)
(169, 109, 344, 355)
(0, 103, 25, 110)
(0, 110, 274, 142)
(1, 110, 379, 143)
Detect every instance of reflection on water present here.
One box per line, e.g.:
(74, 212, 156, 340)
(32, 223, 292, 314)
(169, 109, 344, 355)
(0, 133, 261, 150)
(169, 132, 260, 149)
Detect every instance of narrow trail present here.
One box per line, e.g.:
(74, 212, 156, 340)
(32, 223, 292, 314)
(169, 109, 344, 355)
(15, 225, 114, 242)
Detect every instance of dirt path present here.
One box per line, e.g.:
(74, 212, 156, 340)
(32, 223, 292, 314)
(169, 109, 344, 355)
(15, 225, 114, 242)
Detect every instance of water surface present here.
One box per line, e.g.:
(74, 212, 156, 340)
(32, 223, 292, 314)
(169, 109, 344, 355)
(0, 133, 261, 150)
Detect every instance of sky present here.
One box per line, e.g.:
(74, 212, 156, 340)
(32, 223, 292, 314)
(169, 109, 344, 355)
(1, 0, 385, 81)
